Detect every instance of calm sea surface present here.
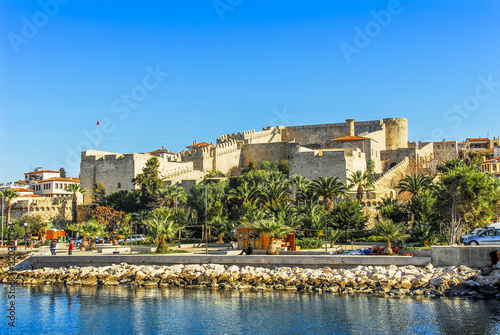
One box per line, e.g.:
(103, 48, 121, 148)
(3, 285, 500, 335)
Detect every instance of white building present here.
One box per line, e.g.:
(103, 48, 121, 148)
(33, 177, 81, 197)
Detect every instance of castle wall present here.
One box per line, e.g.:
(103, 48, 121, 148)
(217, 127, 283, 144)
(289, 147, 365, 184)
(213, 140, 243, 173)
(242, 142, 293, 168)
(283, 120, 385, 145)
(10, 197, 73, 222)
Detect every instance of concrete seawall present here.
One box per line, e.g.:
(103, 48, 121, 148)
(431, 246, 500, 268)
(29, 254, 430, 269)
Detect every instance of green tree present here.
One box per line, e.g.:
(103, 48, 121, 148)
(133, 157, 163, 209)
(145, 209, 180, 253)
(366, 159, 375, 175)
(435, 165, 500, 244)
(375, 220, 409, 254)
(66, 183, 86, 224)
(330, 197, 368, 232)
(91, 183, 107, 208)
(250, 219, 292, 254)
(376, 196, 411, 225)
(411, 222, 436, 247)
(59, 167, 66, 178)
(396, 175, 432, 199)
(2, 189, 20, 225)
(68, 219, 107, 250)
(310, 176, 347, 210)
(160, 185, 187, 211)
(348, 170, 374, 202)
(106, 190, 141, 213)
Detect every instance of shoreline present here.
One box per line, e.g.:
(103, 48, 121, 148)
(2, 262, 500, 300)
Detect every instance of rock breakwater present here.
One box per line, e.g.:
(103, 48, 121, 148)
(2, 263, 500, 299)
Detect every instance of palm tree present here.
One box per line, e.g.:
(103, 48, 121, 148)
(250, 219, 293, 254)
(256, 183, 290, 209)
(375, 220, 409, 254)
(2, 190, 19, 225)
(160, 185, 187, 212)
(66, 184, 86, 224)
(310, 176, 347, 210)
(289, 175, 310, 203)
(131, 210, 151, 235)
(145, 210, 180, 253)
(395, 175, 432, 199)
(68, 219, 107, 250)
(227, 181, 259, 207)
(348, 170, 374, 202)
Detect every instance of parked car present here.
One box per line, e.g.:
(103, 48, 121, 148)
(462, 229, 500, 245)
(73, 237, 103, 248)
(460, 228, 486, 242)
(118, 234, 146, 244)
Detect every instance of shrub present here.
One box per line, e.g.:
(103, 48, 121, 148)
(296, 237, 323, 249)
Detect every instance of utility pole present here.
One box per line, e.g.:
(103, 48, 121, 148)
(325, 217, 328, 253)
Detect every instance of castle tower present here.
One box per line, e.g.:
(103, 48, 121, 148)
(384, 118, 408, 149)
(346, 119, 355, 136)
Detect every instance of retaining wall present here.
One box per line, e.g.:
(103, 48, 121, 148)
(431, 246, 500, 268)
(29, 254, 430, 269)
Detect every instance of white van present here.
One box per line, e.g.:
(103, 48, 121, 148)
(487, 221, 500, 229)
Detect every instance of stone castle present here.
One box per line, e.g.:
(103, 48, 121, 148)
(80, 118, 435, 204)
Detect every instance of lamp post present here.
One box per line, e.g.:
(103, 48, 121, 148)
(23, 222, 28, 250)
(199, 182, 208, 255)
(1, 192, 4, 247)
(324, 217, 328, 253)
(204, 183, 208, 255)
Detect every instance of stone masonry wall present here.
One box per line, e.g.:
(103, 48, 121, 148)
(283, 119, 385, 145)
(242, 142, 292, 169)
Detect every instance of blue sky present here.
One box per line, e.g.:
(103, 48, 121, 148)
(1, 0, 499, 182)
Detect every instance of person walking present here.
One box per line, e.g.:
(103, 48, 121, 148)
(50, 240, 57, 255)
(68, 240, 74, 255)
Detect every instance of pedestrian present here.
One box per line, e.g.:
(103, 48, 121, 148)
(68, 240, 74, 255)
(50, 240, 57, 255)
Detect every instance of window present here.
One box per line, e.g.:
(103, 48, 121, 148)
(117, 182, 121, 188)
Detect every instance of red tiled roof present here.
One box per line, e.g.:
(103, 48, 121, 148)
(186, 142, 213, 148)
(36, 177, 80, 183)
(12, 188, 34, 193)
(149, 149, 175, 155)
(14, 180, 28, 184)
(24, 170, 60, 175)
(482, 157, 500, 163)
(330, 135, 370, 141)
(466, 138, 490, 142)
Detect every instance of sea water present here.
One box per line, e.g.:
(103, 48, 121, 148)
(3, 285, 500, 334)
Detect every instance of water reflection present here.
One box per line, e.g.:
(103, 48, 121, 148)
(4, 286, 500, 335)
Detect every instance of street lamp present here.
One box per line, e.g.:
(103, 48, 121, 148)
(23, 222, 28, 250)
(199, 182, 208, 255)
(324, 217, 328, 253)
(1, 192, 4, 247)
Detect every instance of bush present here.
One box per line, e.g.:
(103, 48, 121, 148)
(352, 235, 385, 242)
(296, 238, 323, 249)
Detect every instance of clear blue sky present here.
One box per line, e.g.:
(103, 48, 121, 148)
(1, 0, 499, 182)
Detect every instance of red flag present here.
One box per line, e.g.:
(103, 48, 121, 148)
(97, 121, 100, 125)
